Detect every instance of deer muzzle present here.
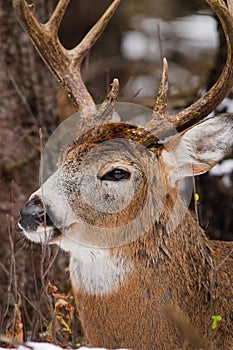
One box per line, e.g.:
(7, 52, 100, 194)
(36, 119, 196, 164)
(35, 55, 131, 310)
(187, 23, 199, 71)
(19, 195, 62, 243)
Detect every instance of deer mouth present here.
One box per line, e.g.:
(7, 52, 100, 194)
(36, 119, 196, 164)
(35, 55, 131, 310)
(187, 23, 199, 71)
(19, 223, 62, 244)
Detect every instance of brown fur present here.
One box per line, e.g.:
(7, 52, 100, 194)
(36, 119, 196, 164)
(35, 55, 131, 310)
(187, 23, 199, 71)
(72, 204, 232, 349)
(60, 124, 233, 349)
(19, 119, 233, 349)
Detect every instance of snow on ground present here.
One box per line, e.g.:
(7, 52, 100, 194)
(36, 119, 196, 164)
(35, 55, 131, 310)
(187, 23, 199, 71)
(0, 342, 131, 350)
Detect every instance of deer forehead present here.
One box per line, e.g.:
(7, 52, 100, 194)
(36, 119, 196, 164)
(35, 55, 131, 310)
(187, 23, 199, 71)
(60, 135, 157, 178)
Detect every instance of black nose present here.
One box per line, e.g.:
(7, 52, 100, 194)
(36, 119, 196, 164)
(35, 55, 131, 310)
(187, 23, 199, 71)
(19, 196, 45, 231)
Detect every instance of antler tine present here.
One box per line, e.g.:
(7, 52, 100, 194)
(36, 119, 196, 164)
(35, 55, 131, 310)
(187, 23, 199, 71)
(47, 0, 70, 33)
(167, 0, 233, 132)
(96, 78, 120, 122)
(145, 58, 170, 135)
(227, 0, 233, 16)
(12, 0, 122, 112)
(76, 79, 120, 138)
(153, 57, 169, 118)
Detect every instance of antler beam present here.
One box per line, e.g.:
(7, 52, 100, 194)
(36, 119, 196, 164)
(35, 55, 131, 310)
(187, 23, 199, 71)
(168, 0, 233, 131)
(12, 0, 122, 112)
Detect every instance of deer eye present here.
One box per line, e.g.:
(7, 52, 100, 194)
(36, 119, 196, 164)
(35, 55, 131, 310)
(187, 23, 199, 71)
(101, 168, 131, 181)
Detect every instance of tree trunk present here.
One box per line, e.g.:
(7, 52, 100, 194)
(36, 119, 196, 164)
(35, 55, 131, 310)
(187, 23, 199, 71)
(0, 0, 59, 339)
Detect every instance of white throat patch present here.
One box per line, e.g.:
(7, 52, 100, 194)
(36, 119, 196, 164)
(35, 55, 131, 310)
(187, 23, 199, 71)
(69, 246, 133, 296)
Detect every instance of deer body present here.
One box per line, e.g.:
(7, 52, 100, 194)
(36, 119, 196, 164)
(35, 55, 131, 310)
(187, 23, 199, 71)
(71, 216, 212, 349)
(70, 238, 228, 350)
(14, 0, 233, 348)
(56, 183, 232, 349)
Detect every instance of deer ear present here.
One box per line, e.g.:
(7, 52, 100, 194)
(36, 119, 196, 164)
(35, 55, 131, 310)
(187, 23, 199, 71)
(161, 115, 233, 184)
(180, 115, 233, 175)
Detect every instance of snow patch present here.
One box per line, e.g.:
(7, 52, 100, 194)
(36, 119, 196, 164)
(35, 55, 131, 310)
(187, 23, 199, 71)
(210, 159, 233, 187)
(0, 342, 131, 350)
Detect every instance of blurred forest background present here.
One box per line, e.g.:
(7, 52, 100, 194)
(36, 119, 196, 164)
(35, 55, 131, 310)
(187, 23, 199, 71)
(0, 0, 232, 347)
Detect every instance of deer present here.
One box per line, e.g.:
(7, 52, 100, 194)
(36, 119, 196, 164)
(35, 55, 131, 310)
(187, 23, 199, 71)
(14, 0, 233, 349)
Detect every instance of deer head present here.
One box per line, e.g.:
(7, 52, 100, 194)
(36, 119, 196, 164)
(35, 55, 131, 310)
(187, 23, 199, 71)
(15, 0, 233, 348)
(16, 0, 233, 246)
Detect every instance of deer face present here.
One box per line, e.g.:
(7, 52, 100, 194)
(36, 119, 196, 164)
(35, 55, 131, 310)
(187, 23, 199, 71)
(19, 122, 168, 248)
(19, 112, 233, 250)
(61, 136, 147, 221)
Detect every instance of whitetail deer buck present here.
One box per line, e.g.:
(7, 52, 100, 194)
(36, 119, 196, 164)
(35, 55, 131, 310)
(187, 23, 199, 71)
(15, 0, 233, 349)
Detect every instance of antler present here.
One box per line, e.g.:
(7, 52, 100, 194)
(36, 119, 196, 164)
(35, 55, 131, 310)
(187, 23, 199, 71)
(12, 0, 122, 112)
(145, 58, 169, 134)
(146, 0, 233, 136)
(169, 0, 233, 132)
(13, 0, 233, 134)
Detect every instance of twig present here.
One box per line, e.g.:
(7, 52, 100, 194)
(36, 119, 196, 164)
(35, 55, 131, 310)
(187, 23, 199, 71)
(0, 262, 9, 276)
(0, 335, 34, 349)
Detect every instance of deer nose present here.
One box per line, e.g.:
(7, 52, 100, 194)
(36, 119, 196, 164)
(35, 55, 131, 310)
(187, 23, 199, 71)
(19, 196, 45, 231)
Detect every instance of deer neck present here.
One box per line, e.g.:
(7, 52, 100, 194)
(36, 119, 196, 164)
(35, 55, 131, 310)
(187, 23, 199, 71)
(68, 207, 213, 349)
(69, 191, 212, 299)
